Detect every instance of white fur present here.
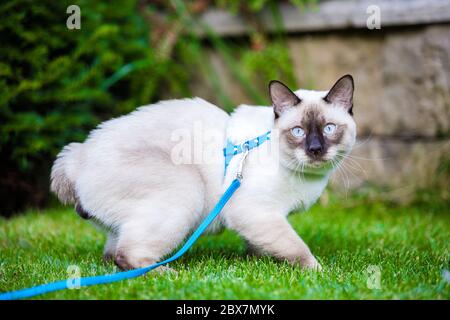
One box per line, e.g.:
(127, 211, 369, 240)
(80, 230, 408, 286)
(51, 87, 355, 270)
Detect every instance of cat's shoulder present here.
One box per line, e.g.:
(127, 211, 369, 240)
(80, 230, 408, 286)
(226, 104, 274, 143)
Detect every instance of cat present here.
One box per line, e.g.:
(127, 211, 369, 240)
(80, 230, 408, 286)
(51, 74, 356, 271)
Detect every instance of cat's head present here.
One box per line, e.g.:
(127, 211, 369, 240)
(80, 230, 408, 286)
(269, 75, 356, 174)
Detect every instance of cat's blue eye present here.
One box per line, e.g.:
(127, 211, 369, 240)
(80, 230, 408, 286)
(323, 123, 336, 135)
(291, 127, 305, 138)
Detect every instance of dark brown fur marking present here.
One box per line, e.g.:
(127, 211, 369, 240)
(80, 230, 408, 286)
(283, 107, 346, 159)
(114, 252, 133, 270)
(75, 201, 92, 220)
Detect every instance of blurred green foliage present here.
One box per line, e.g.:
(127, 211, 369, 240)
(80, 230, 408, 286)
(1, 0, 156, 212)
(0, 0, 312, 214)
(2, 1, 173, 171)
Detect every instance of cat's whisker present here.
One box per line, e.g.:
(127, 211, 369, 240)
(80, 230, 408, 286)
(300, 162, 306, 181)
(343, 158, 369, 179)
(285, 158, 298, 172)
(340, 161, 361, 181)
(292, 160, 303, 180)
(342, 162, 352, 189)
(343, 162, 367, 180)
(335, 154, 368, 178)
(352, 133, 373, 150)
(344, 153, 388, 162)
(333, 160, 348, 196)
(334, 158, 350, 196)
(331, 158, 347, 193)
(335, 153, 368, 173)
(285, 158, 306, 183)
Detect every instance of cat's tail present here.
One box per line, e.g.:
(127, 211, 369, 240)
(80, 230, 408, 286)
(50, 142, 83, 205)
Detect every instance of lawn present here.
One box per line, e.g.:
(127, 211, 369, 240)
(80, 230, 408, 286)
(0, 194, 448, 299)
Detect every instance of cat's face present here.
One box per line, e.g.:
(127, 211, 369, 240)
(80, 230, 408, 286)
(270, 75, 356, 173)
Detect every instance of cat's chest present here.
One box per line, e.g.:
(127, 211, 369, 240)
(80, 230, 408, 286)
(287, 175, 328, 212)
(267, 170, 330, 214)
(243, 167, 330, 216)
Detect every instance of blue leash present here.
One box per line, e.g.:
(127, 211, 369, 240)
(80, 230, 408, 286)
(0, 178, 241, 300)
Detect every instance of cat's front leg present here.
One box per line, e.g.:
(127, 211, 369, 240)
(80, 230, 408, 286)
(226, 210, 321, 270)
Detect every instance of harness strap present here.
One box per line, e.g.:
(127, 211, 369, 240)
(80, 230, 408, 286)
(223, 130, 271, 175)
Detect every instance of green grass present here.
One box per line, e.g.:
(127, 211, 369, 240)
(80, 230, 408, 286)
(0, 195, 449, 299)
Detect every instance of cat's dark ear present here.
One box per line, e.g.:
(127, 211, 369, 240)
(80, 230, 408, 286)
(324, 75, 354, 115)
(269, 80, 301, 118)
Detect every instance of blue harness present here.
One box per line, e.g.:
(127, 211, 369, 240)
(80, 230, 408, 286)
(0, 131, 271, 300)
(223, 130, 271, 175)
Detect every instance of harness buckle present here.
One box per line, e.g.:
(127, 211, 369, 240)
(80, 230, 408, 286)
(236, 143, 250, 181)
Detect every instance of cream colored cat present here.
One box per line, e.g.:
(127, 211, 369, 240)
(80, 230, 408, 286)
(51, 75, 356, 271)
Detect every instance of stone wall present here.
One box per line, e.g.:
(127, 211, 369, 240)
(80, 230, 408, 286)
(189, 1, 450, 195)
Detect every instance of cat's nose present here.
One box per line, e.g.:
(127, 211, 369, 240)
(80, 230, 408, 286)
(307, 141, 324, 156)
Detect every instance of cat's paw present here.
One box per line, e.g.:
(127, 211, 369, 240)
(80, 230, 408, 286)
(301, 256, 322, 271)
(103, 252, 114, 263)
(113, 251, 178, 275)
(114, 251, 157, 271)
(153, 265, 178, 275)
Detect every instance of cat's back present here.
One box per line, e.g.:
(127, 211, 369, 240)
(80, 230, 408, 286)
(76, 98, 228, 162)
(136, 97, 229, 130)
(87, 97, 228, 145)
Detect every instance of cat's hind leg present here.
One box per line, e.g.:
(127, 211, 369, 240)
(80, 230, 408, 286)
(113, 202, 201, 271)
(81, 148, 208, 271)
(111, 165, 205, 272)
(103, 232, 118, 262)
